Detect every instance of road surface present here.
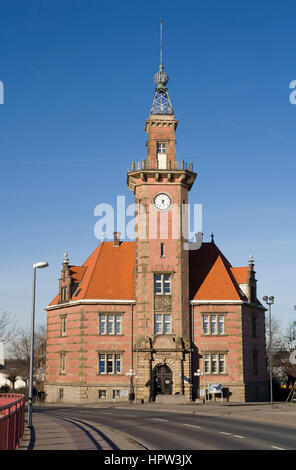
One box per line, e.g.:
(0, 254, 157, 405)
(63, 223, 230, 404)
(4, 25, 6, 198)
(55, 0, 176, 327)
(34, 404, 296, 450)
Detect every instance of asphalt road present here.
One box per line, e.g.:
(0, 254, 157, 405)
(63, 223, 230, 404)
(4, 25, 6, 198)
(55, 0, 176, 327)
(36, 405, 296, 450)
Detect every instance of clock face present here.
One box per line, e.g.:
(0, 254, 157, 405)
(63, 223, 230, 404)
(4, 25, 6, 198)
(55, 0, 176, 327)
(154, 193, 172, 211)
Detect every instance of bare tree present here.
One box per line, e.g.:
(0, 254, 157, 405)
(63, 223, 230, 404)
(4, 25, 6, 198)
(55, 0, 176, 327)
(0, 311, 19, 344)
(265, 315, 283, 359)
(9, 325, 47, 386)
(277, 322, 296, 381)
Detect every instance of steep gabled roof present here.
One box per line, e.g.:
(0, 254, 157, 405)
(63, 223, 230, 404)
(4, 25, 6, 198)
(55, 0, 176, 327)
(49, 242, 135, 306)
(189, 242, 248, 301)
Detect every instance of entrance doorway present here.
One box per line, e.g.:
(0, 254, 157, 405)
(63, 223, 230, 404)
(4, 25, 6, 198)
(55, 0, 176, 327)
(153, 364, 172, 397)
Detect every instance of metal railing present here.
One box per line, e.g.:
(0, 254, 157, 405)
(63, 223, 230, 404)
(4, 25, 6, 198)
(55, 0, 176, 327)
(131, 160, 193, 171)
(0, 394, 25, 450)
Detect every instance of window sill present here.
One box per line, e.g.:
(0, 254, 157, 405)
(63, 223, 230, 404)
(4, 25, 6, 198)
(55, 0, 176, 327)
(97, 373, 124, 377)
(98, 334, 124, 337)
(202, 334, 227, 337)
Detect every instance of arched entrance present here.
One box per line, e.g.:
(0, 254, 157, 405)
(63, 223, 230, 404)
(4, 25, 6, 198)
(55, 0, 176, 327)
(153, 364, 173, 398)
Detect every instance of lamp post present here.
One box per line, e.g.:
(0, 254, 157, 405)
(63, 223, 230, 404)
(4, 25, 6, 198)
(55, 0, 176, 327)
(28, 261, 48, 428)
(194, 369, 205, 402)
(263, 295, 274, 406)
(126, 369, 136, 404)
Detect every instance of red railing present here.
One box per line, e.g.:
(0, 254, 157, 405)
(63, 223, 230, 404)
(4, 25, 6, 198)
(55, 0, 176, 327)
(0, 394, 25, 450)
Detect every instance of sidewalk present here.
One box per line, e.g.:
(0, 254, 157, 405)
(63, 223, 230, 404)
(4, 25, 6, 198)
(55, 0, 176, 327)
(17, 411, 143, 451)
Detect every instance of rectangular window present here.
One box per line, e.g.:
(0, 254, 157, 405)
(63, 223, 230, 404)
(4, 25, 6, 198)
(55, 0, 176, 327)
(157, 142, 166, 153)
(99, 315, 106, 334)
(98, 390, 106, 399)
(61, 315, 67, 336)
(211, 316, 217, 335)
(154, 274, 162, 294)
(219, 354, 225, 374)
(61, 287, 67, 303)
(59, 388, 64, 399)
(202, 314, 225, 335)
(113, 389, 121, 399)
(154, 274, 171, 295)
(99, 353, 121, 375)
(115, 354, 121, 374)
(107, 315, 114, 335)
(218, 315, 225, 335)
(154, 314, 172, 335)
(164, 314, 171, 334)
(154, 313, 172, 335)
(115, 315, 122, 335)
(211, 354, 218, 374)
(59, 353, 66, 374)
(99, 314, 122, 335)
(204, 352, 227, 374)
(107, 354, 113, 374)
(164, 275, 171, 294)
(99, 354, 106, 374)
(202, 315, 209, 334)
(204, 354, 210, 374)
(154, 314, 162, 334)
(160, 243, 165, 258)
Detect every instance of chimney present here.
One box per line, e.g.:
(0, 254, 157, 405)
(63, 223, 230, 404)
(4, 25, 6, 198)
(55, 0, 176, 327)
(247, 254, 257, 303)
(113, 232, 121, 247)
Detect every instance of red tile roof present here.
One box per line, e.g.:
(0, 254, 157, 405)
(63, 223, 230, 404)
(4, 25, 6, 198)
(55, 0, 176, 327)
(189, 243, 248, 301)
(49, 241, 251, 306)
(49, 242, 135, 305)
(231, 267, 249, 285)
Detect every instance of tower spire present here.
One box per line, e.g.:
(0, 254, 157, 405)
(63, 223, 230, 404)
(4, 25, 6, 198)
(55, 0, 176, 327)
(150, 19, 173, 115)
(160, 18, 163, 70)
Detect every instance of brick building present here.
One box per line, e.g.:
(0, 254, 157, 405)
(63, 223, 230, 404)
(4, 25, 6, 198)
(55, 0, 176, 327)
(45, 52, 268, 404)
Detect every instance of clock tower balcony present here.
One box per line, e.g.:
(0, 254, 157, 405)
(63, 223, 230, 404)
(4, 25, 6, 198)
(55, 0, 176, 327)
(127, 159, 197, 193)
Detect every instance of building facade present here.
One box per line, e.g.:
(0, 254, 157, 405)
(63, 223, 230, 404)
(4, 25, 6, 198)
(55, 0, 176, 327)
(45, 54, 268, 404)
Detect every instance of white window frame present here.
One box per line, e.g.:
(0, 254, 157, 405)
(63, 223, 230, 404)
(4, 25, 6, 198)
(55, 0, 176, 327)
(157, 142, 166, 153)
(98, 353, 122, 375)
(202, 314, 225, 335)
(99, 313, 122, 335)
(154, 273, 171, 295)
(203, 352, 227, 375)
(154, 313, 172, 335)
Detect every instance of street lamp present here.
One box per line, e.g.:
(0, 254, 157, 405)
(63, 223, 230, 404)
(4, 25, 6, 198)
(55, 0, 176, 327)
(194, 369, 206, 403)
(263, 295, 275, 406)
(28, 261, 48, 428)
(126, 369, 136, 404)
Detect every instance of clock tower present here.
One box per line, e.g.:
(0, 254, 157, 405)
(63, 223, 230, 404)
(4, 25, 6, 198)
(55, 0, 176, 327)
(127, 26, 197, 402)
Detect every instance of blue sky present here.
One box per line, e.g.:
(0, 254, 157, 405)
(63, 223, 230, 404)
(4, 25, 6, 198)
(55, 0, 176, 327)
(0, 0, 295, 332)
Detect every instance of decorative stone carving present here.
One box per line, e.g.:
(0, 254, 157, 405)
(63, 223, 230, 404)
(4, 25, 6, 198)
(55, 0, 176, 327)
(136, 335, 152, 350)
(154, 295, 171, 311)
